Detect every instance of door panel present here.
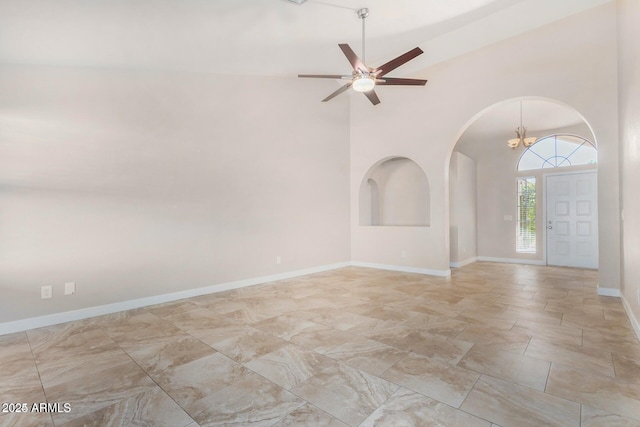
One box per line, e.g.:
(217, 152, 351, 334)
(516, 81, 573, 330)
(546, 172, 598, 268)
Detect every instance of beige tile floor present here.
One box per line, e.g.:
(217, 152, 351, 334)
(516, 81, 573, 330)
(1, 263, 640, 426)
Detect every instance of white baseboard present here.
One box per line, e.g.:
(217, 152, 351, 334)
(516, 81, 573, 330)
(450, 257, 478, 268)
(0, 262, 351, 336)
(621, 294, 640, 342)
(597, 287, 621, 297)
(477, 256, 546, 266)
(351, 261, 451, 277)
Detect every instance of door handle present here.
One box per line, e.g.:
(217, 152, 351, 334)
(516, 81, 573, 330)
(547, 225, 553, 229)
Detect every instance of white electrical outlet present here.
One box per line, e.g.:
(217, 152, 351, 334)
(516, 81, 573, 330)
(64, 282, 76, 295)
(276, 256, 282, 265)
(41, 286, 52, 299)
(401, 250, 407, 258)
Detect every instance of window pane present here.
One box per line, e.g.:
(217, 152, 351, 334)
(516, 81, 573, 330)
(517, 177, 536, 253)
(517, 134, 597, 171)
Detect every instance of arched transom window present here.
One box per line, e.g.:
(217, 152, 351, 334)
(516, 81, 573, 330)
(517, 134, 597, 171)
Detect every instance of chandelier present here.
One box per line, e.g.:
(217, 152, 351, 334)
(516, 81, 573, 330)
(508, 101, 537, 149)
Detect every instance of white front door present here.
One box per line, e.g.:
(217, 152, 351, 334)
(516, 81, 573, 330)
(546, 172, 598, 268)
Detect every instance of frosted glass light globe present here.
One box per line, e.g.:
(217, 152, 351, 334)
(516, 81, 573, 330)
(352, 76, 375, 92)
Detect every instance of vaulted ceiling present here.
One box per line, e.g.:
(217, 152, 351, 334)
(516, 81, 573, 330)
(0, 0, 611, 76)
(0, 0, 611, 154)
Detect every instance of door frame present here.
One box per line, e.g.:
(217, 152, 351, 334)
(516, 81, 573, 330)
(542, 169, 598, 267)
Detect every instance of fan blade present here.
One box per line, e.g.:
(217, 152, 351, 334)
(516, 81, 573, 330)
(299, 74, 349, 79)
(339, 44, 367, 73)
(374, 47, 424, 77)
(322, 83, 352, 102)
(363, 89, 380, 105)
(377, 77, 427, 86)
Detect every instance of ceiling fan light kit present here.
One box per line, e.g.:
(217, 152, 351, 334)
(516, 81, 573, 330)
(352, 75, 376, 92)
(298, 7, 427, 105)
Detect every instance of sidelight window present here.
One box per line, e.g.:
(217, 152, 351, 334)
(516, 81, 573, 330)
(517, 177, 536, 253)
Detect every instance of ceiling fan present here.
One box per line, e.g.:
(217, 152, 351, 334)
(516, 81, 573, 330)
(299, 8, 427, 105)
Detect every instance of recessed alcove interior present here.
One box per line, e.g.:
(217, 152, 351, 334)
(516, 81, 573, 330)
(359, 157, 430, 226)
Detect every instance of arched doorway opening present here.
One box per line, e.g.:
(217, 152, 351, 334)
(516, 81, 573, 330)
(448, 97, 599, 268)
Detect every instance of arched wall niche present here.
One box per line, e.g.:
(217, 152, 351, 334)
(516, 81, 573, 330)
(359, 157, 430, 226)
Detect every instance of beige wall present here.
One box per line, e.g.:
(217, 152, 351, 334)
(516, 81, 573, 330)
(449, 152, 477, 265)
(350, 3, 620, 287)
(617, 0, 640, 335)
(0, 66, 351, 323)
